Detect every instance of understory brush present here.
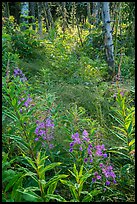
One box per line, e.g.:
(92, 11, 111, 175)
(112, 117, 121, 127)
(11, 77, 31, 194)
(2, 19, 135, 202)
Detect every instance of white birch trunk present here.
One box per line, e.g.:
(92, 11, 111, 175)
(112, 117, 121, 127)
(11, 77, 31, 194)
(21, 2, 29, 30)
(102, 2, 114, 68)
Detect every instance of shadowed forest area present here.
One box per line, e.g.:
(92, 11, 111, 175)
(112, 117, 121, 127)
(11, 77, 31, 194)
(2, 2, 135, 202)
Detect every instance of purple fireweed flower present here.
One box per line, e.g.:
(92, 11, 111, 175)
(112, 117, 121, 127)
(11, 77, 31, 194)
(120, 91, 124, 96)
(105, 180, 110, 186)
(87, 148, 92, 155)
(69, 148, 73, 152)
(39, 129, 46, 136)
(90, 158, 93, 163)
(83, 130, 89, 137)
(94, 172, 98, 176)
(36, 120, 39, 124)
(46, 118, 54, 128)
(103, 153, 108, 158)
(99, 163, 104, 168)
(79, 146, 83, 151)
(14, 68, 27, 81)
(113, 180, 117, 184)
(35, 137, 39, 141)
(95, 150, 103, 156)
(70, 142, 74, 147)
(88, 144, 93, 148)
(92, 178, 96, 183)
(49, 144, 54, 149)
(24, 97, 32, 107)
(35, 127, 40, 135)
(97, 175, 102, 180)
(82, 130, 90, 142)
(84, 158, 88, 162)
(72, 132, 79, 139)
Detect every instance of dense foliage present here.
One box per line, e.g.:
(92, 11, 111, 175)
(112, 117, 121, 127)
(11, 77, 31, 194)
(2, 2, 135, 202)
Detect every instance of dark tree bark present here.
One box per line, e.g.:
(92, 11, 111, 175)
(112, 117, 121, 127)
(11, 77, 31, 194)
(61, 2, 68, 33)
(92, 2, 100, 25)
(42, 2, 50, 32)
(37, 2, 42, 35)
(30, 2, 36, 30)
(45, 2, 54, 29)
(3, 2, 10, 18)
(87, 2, 92, 24)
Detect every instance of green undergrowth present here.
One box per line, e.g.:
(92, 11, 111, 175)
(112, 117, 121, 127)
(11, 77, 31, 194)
(3, 18, 135, 202)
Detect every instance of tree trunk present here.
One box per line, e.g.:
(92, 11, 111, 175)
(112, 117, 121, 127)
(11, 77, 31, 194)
(102, 2, 114, 71)
(92, 2, 100, 25)
(30, 2, 36, 30)
(71, 2, 76, 29)
(45, 2, 54, 29)
(37, 2, 42, 36)
(42, 2, 50, 32)
(4, 2, 10, 18)
(20, 2, 29, 30)
(87, 3, 92, 24)
(61, 2, 68, 33)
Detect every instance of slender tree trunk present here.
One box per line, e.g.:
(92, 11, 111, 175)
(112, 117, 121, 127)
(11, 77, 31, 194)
(42, 2, 49, 32)
(71, 2, 76, 29)
(30, 2, 36, 30)
(87, 3, 92, 24)
(20, 2, 29, 30)
(92, 2, 100, 25)
(37, 2, 42, 36)
(102, 2, 114, 72)
(45, 2, 54, 29)
(4, 2, 10, 18)
(76, 17, 83, 47)
(61, 2, 68, 33)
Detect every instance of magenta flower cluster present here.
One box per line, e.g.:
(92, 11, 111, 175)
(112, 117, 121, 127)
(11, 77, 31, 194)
(92, 163, 116, 186)
(69, 130, 117, 186)
(18, 95, 33, 113)
(14, 68, 27, 82)
(34, 118, 54, 149)
(69, 130, 108, 162)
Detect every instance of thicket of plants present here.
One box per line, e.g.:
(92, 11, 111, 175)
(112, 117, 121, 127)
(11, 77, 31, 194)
(2, 6, 135, 202)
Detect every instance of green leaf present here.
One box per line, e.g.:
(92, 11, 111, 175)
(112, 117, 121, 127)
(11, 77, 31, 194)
(129, 138, 135, 146)
(40, 162, 61, 175)
(17, 189, 43, 202)
(45, 194, 67, 202)
(2, 110, 18, 121)
(23, 154, 37, 171)
(11, 98, 17, 107)
(60, 179, 79, 201)
(79, 164, 84, 178)
(127, 121, 132, 135)
(109, 113, 124, 126)
(45, 174, 68, 188)
(47, 182, 57, 194)
(82, 193, 93, 202)
(107, 150, 130, 159)
(5, 172, 23, 192)
(109, 129, 127, 143)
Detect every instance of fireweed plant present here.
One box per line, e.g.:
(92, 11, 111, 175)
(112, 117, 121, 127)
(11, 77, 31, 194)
(69, 130, 117, 187)
(34, 118, 55, 149)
